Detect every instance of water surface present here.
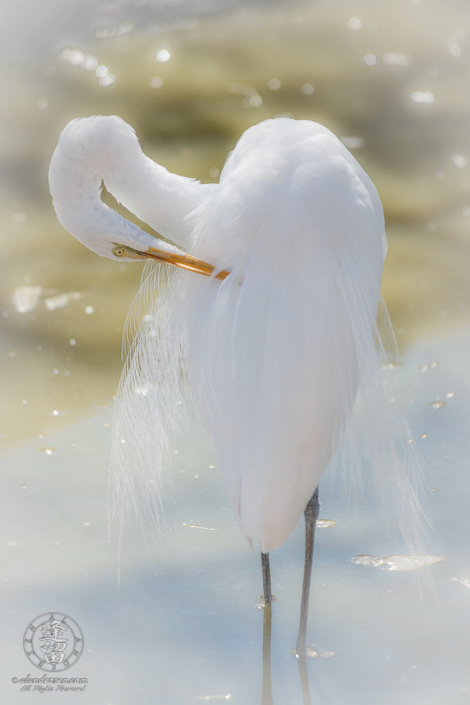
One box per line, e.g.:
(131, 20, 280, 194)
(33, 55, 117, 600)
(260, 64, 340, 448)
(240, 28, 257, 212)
(2, 1, 470, 702)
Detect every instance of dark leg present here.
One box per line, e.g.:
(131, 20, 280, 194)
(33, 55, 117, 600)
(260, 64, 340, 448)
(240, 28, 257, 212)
(261, 551, 272, 604)
(260, 552, 273, 704)
(296, 486, 320, 657)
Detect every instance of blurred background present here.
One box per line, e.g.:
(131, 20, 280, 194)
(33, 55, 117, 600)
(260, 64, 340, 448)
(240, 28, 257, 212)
(2, 1, 470, 703)
(3, 0, 470, 447)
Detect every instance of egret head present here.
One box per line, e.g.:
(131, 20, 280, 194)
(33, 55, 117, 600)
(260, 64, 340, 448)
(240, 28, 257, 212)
(48, 115, 182, 264)
(68, 216, 167, 263)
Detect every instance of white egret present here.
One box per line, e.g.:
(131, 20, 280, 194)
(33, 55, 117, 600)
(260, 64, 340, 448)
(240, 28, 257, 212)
(49, 115, 427, 658)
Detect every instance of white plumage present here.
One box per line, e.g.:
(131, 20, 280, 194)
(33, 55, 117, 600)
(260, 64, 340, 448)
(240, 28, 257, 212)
(49, 115, 425, 557)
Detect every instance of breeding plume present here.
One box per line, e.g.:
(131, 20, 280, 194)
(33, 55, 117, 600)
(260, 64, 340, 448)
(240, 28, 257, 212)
(49, 115, 425, 656)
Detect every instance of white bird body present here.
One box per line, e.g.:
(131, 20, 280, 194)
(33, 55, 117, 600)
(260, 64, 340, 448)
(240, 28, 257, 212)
(183, 119, 386, 550)
(49, 115, 423, 557)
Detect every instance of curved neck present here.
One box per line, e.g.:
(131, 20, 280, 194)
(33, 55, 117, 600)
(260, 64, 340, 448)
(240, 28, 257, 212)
(49, 116, 211, 252)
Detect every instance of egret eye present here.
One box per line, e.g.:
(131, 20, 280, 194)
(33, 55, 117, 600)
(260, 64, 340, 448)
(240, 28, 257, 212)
(112, 246, 126, 258)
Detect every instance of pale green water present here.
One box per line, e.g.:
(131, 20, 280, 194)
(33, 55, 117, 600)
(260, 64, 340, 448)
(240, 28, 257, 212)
(2, 0, 470, 702)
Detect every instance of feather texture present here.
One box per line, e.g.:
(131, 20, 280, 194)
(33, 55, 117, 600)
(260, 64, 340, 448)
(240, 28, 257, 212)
(49, 115, 428, 556)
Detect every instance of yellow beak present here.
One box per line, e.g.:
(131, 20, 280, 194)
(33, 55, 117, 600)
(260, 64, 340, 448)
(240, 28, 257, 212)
(112, 244, 230, 280)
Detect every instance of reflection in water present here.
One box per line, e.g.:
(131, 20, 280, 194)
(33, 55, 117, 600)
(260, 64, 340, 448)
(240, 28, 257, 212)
(261, 603, 273, 705)
(297, 656, 312, 705)
(261, 602, 313, 705)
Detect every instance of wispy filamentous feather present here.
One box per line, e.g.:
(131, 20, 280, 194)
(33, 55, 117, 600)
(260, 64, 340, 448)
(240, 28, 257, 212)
(109, 264, 191, 537)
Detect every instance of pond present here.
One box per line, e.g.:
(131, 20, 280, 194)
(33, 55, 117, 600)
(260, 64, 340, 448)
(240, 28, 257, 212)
(1, 1, 470, 703)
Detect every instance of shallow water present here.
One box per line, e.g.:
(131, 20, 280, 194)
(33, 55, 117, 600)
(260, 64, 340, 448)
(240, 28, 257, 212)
(3, 335, 470, 704)
(2, 0, 470, 702)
